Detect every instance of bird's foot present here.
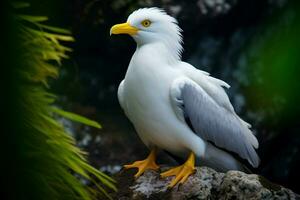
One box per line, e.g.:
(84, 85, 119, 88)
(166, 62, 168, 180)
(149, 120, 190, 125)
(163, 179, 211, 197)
(124, 149, 159, 178)
(160, 152, 196, 188)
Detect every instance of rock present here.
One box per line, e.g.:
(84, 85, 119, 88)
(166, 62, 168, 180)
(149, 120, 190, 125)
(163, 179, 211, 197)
(113, 166, 299, 200)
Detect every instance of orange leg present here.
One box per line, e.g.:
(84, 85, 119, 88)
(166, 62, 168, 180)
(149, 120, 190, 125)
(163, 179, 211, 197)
(124, 149, 159, 178)
(160, 152, 196, 188)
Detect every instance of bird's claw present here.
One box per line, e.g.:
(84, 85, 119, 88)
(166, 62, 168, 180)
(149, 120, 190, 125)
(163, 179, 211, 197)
(123, 149, 159, 178)
(161, 164, 195, 188)
(160, 152, 196, 188)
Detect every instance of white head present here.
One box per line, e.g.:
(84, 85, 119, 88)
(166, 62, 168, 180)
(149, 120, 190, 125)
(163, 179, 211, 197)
(110, 7, 183, 61)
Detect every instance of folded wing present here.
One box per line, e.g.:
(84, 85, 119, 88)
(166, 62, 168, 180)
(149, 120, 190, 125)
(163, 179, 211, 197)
(170, 77, 259, 167)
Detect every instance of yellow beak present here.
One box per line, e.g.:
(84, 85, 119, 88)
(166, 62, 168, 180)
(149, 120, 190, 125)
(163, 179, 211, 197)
(110, 22, 138, 36)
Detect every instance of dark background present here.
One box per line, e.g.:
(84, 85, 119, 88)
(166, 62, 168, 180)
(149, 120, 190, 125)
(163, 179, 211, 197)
(19, 0, 300, 193)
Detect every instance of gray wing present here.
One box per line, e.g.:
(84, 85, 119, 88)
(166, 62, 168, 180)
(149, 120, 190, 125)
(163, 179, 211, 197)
(170, 78, 259, 167)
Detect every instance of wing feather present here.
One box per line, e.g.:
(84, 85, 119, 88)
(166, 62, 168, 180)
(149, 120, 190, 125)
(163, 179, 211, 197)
(170, 78, 259, 167)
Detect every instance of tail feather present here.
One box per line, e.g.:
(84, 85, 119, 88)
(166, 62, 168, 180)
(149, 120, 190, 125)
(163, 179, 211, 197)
(201, 143, 250, 172)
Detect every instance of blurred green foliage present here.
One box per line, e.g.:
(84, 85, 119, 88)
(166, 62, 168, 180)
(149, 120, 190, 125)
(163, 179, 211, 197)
(246, 1, 300, 124)
(257, 13, 299, 117)
(3, 2, 116, 199)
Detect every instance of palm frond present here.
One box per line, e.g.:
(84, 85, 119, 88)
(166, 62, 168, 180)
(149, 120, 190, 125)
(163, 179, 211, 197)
(13, 4, 116, 200)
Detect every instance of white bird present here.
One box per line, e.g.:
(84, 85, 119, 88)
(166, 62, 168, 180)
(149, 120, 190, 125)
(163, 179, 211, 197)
(110, 7, 259, 188)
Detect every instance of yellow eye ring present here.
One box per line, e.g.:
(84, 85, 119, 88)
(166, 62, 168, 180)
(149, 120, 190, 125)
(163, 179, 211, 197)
(141, 19, 151, 27)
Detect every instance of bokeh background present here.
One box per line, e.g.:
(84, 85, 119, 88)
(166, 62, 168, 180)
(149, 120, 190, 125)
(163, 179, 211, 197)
(16, 0, 300, 193)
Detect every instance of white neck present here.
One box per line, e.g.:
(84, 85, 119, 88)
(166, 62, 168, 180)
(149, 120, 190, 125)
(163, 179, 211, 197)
(135, 41, 181, 65)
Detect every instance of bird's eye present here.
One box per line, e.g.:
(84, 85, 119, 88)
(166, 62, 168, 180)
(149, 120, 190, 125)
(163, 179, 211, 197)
(141, 19, 151, 27)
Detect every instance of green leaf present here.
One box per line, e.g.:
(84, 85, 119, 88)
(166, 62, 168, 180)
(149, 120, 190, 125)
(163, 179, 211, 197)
(38, 24, 72, 34)
(12, 2, 30, 9)
(51, 107, 102, 129)
(17, 15, 49, 22)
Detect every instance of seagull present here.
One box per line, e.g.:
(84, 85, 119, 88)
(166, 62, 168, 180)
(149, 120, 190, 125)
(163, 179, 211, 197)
(110, 7, 259, 188)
